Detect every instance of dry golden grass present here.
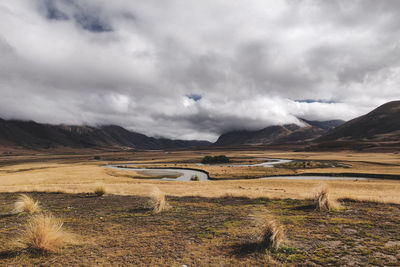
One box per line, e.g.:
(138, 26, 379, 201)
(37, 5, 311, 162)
(2, 177, 400, 204)
(149, 187, 169, 213)
(258, 219, 285, 250)
(105, 168, 161, 179)
(0, 150, 400, 204)
(94, 185, 106, 196)
(12, 194, 41, 214)
(177, 164, 295, 179)
(17, 213, 73, 253)
(314, 186, 342, 211)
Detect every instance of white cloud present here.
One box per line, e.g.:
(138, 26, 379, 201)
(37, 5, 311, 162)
(0, 0, 400, 141)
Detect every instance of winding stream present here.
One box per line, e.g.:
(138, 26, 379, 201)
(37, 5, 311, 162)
(105, 158, 374, 181)
(195, 158, 293, 167)
(107, 165, 209, 181)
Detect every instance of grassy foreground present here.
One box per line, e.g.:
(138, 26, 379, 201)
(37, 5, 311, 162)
(1, 192, 399, 266)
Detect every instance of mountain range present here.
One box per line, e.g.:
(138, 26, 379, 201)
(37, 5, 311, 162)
(0, 100, 399, 151)
(0, 119, 211, 150)
(214, 119, 344, 146)
(215, 101, 400, 150)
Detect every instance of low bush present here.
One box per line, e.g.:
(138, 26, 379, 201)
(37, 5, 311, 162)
(149, 187, 170, 213)
(258, 219, 285, 250)
(315, 187, 342, 211)
(201, 155, 230, 164)
(190, 175, 200, 181)
(18, 213, 73, 253)
(94, 185, 106, 197)
(12, 194, 41, 214)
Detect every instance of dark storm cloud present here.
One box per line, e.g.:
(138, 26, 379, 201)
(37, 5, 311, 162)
(38, 0, 113, 32)
(295, 100, 337, 104)
(43, 0, 68, 20)
(73, 12, 112, 33)
(0, 0, 400, 141)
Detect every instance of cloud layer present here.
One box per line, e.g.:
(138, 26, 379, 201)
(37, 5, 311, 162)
(1, 0, 400, 141)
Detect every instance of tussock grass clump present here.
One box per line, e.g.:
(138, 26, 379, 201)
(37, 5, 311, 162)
(149, 187, 170, 213)
(18, 213, 72, 253)
(94, 185, 106, 196)
(258, 219, 285, 250)
(314, 187, 342, 211)
(12, 194, 41, 214)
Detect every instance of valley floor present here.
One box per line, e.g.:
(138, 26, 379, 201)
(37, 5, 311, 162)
(0, 150, 400, 265)
(0, 150, 400, 203)
(1, 193, 399, 266)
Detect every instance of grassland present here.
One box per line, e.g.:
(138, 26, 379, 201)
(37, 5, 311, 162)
(0, 149, 399, 203)
(0, 149, 400, 265)
(0, 192, 399, 266)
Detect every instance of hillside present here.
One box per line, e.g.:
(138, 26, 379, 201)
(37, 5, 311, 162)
(318, 101, 400, 142)
(312, 101, 400, 151)
(214, 119, 344, 146)
(0, 119, 211, 150)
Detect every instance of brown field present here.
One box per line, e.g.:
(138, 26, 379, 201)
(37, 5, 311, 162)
(1, 193, 399, 266)
(0, 149, 399, 203)
(1, 149, 400, 266)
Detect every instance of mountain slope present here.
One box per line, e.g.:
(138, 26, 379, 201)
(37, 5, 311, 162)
(0, 119, 211, 150)
(214, 119, 344, 146)
(299, 119, 346, 130)
(318, 101, 400, 142)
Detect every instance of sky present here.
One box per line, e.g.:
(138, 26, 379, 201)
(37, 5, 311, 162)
(0, 0, 400, 141)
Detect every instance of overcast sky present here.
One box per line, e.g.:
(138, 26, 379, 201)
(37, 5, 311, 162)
(1, 0, 400, 141)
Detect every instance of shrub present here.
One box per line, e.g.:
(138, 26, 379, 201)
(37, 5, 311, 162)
(13, 194, 41, 214)
(201, 155, 230, 164)
(259, 219, 285, 250)
(94, 185, 106, 197)
(190, 175, 200, 181)
(18, 213, 72, 253)
(314, 187, 342, 211)
(149, 187, 170, 213)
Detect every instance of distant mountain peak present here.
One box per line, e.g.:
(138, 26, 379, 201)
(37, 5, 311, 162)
(214, 119, 345, 146)
(298, 118, 345, 130)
